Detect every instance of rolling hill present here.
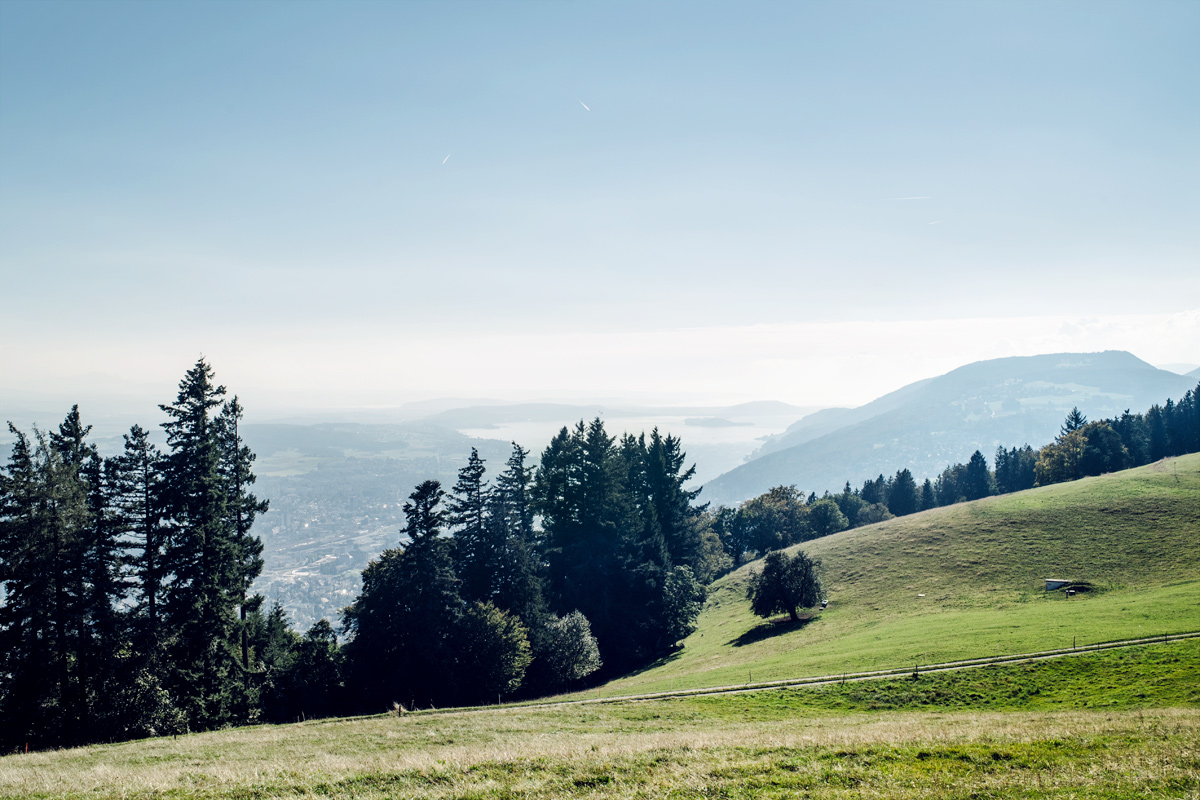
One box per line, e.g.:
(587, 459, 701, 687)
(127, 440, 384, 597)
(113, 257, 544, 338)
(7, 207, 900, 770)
(702, 350, 1197, 504)
(596, 452, 1200, 697)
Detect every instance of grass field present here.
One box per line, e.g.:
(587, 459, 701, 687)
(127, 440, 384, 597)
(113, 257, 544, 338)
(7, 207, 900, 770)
(4, 639, 1198, 799)
(587, 454, 1200, 697)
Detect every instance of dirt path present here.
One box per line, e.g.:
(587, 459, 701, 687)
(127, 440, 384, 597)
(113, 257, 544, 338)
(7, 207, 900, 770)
(400, 630, 1200, 717)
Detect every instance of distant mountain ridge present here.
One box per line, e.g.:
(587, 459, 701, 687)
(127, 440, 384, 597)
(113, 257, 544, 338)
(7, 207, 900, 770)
(702, 351, 1198, 505)
(417, 401, 813, 430)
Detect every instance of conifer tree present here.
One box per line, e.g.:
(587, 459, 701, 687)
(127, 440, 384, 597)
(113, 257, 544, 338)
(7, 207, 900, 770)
(536, 420, 633, 667)
(833, 482, 868, 527)
(157, 358, 264, 729)
(0, 419, 95, 747)
(254, 602, 301, 722)
(487, 444, 546, 629)
(935, 463, 965, 506)
(1146, 404, 1169, 461)
(1113, 409, 1150, 466)
(1174, 386, 1200, 454)
(449, 448, 495, 602)
(216, 396, 268, 718)
(534, 419, 704, 672)
(644, 429, 706, 571)
(919, 478, 937, 511)
(994, 445, 1037, 494)
(1060, 407, 1087, 438)
(343, 480, 464, 709)
(0, 426, 64, 748)
(493, 443, 535, 543)
(110, 425, 167, 644)
(621, 432, 668, 569)
(860, 474, 888, 506)
(886, 468, 919, 517)
(963, 450, 993, 500)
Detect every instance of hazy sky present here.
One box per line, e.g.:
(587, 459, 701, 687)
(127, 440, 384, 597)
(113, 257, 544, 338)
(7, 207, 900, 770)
(2, 1, 1197, 416)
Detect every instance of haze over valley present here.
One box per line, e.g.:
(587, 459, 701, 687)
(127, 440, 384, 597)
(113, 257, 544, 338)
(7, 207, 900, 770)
(180, 349, 1195, 631)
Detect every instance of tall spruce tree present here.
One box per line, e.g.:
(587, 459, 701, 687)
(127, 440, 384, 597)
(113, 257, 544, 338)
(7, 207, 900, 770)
(62, 410, 129, 741)
(1146, 404, 1170, 461)
(157, 359, 264, 729)
(535, 420, 633, 667)
(449, 448, 495, 603)
(644, 429, 706, 571)
(50, 409, 107, 738)
(886, 468, 919, 517)
(216, 396, 268, 718)
(487, 444, 546, 629)
(963, 450, 993, 501)
(1060, 407, 1087, 438)
(621, 433, 668, 570)
(110, 425, 167, 645)
(919, 478, 937, 511)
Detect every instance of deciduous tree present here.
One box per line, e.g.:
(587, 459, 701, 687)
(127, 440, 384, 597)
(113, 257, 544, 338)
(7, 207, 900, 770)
(746, 550, 823, 622)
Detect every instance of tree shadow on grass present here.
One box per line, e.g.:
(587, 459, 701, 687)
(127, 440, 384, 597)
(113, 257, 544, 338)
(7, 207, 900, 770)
(729, 614, 817, 647)
(617, 645, 684, 680)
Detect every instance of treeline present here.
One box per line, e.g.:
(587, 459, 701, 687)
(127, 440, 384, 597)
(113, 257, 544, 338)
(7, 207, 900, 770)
(0, 360, 266, 749)
(338, 418, 722, 712)
(1, 370, 721, 747)
(712, 384, 1200, 563)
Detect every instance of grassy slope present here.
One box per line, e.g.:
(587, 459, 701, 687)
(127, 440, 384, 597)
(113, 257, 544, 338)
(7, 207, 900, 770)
(6, 641, 1199, 799)
(593, 453, 1200, 697)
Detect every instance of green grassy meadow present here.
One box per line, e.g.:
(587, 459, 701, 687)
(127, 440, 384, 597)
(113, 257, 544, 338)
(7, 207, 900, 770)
(5, 640, 1199, 799)
(590, 454, 1200, 697)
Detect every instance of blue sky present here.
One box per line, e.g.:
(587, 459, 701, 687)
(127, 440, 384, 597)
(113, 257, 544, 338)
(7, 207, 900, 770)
(1, 0, 1197, 413)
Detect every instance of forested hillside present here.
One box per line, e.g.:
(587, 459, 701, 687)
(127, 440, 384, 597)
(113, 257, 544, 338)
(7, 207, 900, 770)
(703, 383, 1199, 564)
(705, 351, 1196, 503)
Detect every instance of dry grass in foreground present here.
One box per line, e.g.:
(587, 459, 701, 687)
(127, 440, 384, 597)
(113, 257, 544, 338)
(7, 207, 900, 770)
(4, 705, 1198, 799)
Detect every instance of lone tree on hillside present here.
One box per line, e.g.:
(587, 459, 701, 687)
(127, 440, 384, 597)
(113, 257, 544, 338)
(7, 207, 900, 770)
(746, 550, 824, 622)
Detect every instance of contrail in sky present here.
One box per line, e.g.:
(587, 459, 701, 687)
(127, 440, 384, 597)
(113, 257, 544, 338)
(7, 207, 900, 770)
(443, 153, 451, 164)
(891, 196, 931, 200)
(578, 99, 590, 111)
